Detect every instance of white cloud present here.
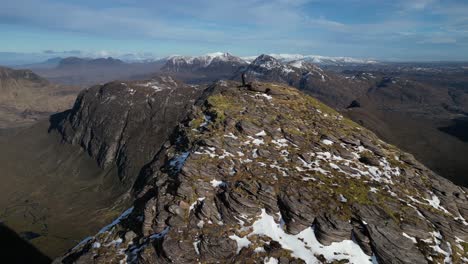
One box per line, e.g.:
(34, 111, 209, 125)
(0, 0, 467, 60)
(401, 0, 437, 11)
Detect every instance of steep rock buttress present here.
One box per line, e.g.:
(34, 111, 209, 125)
(52, 76, 203, 185)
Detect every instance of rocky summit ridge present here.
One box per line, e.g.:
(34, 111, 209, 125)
(56, 80, 467, 263)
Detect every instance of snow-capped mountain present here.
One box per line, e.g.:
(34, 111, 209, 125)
(243, 54, 368, 108)
(160, 52, 248, 83)
(242, 53, 378, 66)
(244, 54, 328, 83)
(162, 52, 248, 72)
(246, 54, 296, 77)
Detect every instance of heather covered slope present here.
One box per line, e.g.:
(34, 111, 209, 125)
(57, 81, 468, 263)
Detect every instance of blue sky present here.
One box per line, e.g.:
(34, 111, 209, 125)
(1, 0, 468, 63)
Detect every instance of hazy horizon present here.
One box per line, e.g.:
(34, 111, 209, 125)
(2, 50, 468, 67)
(1, 0, 468, 64)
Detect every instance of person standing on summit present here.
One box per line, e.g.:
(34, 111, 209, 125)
(242, 72, 247, 86)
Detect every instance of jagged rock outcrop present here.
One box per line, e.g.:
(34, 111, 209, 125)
(56, 81, 468, 264)
(242, 55, 367, 108)
(53, 76, 203, 184)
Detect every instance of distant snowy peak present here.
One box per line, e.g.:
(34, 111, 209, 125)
(166, 52, 247, 67)
(244, 55, 332, 83)
(251, 54, 284, 70)
(269, 54, 307, 62)
(250, 54, 323, 73)
(243, 54, 378, 65)
(287, 60, 322, 71)
(246, 54, 300, 77)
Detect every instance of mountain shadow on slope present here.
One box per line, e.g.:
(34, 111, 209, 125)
(0, 223, 51, 264)
(438, 117, 468, 142)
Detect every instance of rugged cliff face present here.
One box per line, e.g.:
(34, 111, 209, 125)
(56, 81, 467, 263)
(54, 76, 204, 185)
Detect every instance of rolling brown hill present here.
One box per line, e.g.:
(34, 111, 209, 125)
(0, 66, 79, 128)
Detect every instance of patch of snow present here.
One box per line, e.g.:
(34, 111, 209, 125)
(229, 234, 252, 253)
(282, 66, 295, 74)
(211, 179, 225, 188)
(270, 163, 289, 176)
(92, 242, 101, 248)
(252, 138, 265, 146)
(302, 176, 317, 181)
(454, 214, 468, 226)
(138, 80, 168, 92)
(271, 138, 289, 148)
(218, 150, 235, 159)
(193, 240, 200, 255)
(105, 238, 123, 247)
(402, 232, 417, 243)
(189, 197, 205, 211)
(339, 194, 348, 203)
(254, 247, 266, 253)
(194, 147, 217, 158)
(289, 60, 306, 69)
(257, 93, 273, 100)
(322, 139, 334, 145)
(256, 130, 267, 137)
(424, 194, 451, 215)
(264, 257, 279, 264)
(197, 220, 205, 228)
(224, 132, 238, 139)
(250, 209, 373, 264)
(252, 149, 259, 159)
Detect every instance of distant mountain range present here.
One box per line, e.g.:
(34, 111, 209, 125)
(162, 52, 247, 72)
(160, 52, 379, 66)
(8, 52, 379, 69)
(243, 53, 378, 65)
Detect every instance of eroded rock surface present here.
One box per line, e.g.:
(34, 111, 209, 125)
(56, 81, 468, 264)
